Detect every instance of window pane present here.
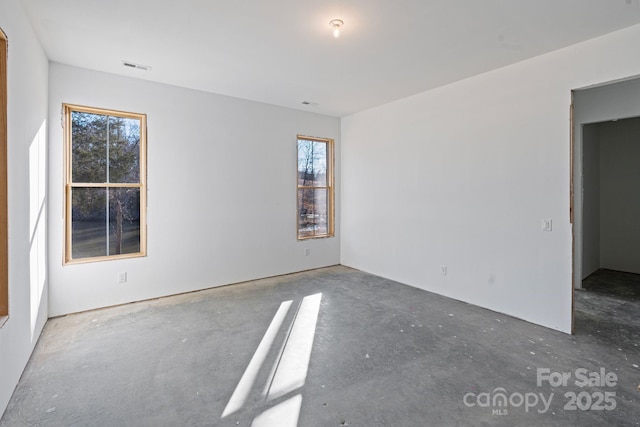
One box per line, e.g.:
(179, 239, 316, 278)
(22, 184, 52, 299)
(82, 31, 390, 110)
(298, 189, 312, 238)
(311, 142, 327, 186)
(71, 187, 108, 258)
(297, 139, 327, 186)
(71, 112, 107, 183)
(313, 188, 328, 235)
(108, 188, 141, 255)
(71, 187, 142, 258)
(298, 139, 313, 186)
(298, 188, 328, 237)
(108, 116, 140, 183)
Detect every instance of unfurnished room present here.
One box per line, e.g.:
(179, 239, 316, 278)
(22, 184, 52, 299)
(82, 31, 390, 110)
(2, 1, 640, 426)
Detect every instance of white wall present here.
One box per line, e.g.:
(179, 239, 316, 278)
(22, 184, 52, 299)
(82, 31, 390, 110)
(581, 124, 600, 278)
(342, 24, 640, 333)
(574, 77, 640, 287)
(599, 118, 640, 274)
(0, 0, 49, 417)
(48, 63, 340, 316)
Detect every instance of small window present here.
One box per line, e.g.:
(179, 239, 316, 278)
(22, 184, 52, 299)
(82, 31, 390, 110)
(0, 28, 7, 320)
(297, 135, 334, 239)
(64, 104, 147, 264)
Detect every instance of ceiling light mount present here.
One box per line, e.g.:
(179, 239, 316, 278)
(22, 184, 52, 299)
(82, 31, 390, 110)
(329, 19, 344, 38)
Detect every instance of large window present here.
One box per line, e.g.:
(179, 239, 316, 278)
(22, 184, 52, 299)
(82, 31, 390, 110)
(0, 28, 7, 321)
(297, 135, 334, 239)
(64, 104, 147, 264)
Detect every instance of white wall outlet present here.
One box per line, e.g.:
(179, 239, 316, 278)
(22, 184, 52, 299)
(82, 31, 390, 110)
(304, 248, 311, 256)
(441, 265, 447, 275)
(118, 272, 127, 283)
(542, 219, 552, 232)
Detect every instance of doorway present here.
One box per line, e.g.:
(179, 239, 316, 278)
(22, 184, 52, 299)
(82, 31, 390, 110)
(572, 77, 640, 331)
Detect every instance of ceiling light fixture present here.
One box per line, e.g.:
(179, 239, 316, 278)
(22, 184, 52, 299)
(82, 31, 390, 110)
(329, 19, 344, 38)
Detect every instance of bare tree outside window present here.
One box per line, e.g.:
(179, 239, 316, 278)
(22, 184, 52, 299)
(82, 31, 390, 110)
(297, 136, 334, 239)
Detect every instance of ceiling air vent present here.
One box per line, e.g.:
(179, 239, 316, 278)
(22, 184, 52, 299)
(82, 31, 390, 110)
(122, 61, 151, 71)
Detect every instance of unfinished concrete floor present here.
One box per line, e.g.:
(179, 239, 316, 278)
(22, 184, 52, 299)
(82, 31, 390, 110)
(1, 266, 639, 426)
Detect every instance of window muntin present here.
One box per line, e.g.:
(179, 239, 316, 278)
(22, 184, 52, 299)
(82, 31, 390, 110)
(64, 104, 146, 264)
(297, 136, 334, 239)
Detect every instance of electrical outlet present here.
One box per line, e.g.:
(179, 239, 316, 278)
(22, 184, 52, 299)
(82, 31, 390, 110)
(441, 265, 447, 276)
(304, 248, 311, 256)
(118, 272, 127, 283)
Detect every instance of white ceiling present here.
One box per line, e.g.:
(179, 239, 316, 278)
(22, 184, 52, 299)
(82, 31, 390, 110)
(20, 0, 640, 117)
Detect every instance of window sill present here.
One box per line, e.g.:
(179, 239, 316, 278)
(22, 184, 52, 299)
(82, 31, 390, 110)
(64, 251, 146, 265)
(297, 234, 335, 241)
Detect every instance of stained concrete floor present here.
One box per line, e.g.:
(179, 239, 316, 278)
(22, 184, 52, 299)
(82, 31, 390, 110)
(1, 266, 639, 426)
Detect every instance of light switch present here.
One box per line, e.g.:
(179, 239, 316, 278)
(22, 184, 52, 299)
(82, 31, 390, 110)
(542, 219, 552, 232)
